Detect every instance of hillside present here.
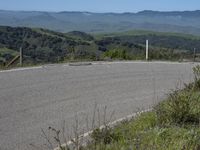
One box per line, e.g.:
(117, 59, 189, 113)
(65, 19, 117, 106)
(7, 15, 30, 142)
(0, 26, 99, 65)
(1, 26, 200, 66)
(1, 10, 200, 35)
(96, 30, 200, 51)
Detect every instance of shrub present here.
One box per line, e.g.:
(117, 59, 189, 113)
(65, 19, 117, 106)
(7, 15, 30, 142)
(156, 90, 200, 126)
(91, 126, 121, 145)
(103, 49, 128, 60)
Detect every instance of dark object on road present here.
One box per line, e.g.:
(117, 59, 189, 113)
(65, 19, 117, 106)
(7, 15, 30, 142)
(69, 62, 92, 66)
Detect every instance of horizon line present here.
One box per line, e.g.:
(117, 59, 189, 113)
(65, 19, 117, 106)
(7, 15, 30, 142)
(0, 9, 200, 14)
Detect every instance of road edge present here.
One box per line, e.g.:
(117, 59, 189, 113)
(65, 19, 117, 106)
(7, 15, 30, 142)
(54, 108, 152, 150)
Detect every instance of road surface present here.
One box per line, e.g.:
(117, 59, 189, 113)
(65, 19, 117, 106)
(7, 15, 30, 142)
(0, 61, 195, 150)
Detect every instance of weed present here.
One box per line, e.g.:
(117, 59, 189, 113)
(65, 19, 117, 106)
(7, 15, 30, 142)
(91, 126, 121, 145)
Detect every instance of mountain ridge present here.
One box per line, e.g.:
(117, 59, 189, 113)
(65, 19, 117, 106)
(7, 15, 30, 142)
(0, 10, 200, 34)
(1, 9, 200, 14)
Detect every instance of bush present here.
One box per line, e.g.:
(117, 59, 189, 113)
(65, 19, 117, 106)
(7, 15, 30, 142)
(156, 90, 200, 126)
(103, 49, 128, 60)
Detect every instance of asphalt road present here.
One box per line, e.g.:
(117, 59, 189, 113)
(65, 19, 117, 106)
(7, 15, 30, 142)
(0, 61, 195, 150)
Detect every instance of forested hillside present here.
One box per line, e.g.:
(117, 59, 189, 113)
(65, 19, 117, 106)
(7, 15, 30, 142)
(0, 26, 200, 66)
(0, 26, 99, 64)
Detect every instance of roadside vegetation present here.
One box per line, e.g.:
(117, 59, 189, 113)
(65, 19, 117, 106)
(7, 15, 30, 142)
(48, 65, 200, 150)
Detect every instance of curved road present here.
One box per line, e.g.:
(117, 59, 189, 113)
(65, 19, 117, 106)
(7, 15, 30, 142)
(0, 61, 195, 150)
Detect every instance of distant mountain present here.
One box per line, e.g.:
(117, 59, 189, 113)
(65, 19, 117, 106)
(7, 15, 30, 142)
(137, 10, 200, 17)
(0, 10, 200, 35)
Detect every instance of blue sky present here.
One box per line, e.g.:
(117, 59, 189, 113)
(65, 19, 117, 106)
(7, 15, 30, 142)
(0, 0, 199, 12)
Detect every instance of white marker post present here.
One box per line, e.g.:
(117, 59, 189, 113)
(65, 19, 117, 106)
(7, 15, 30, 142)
(146, 40, 149, 61)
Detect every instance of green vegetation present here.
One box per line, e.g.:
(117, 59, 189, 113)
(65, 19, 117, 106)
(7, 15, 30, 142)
(86, 113, 200, 150)
(103, 49, 129, 60)
(0, 47, 19, 67)
(1, 26, 200, 68)
(82, 65, 200, 150)
(0, 26, 98, 67)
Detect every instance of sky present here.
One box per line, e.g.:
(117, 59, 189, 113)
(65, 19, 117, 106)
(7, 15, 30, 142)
(0, 0, 199, 13)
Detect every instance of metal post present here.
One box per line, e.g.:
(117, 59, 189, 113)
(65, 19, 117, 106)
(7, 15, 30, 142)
(193, 48, 196, 62)
(146, 40, 149, 61)
(20, 47, 23, 66)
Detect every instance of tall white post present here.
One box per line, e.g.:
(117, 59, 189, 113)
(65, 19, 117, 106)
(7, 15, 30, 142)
(146, 40, 149, 61)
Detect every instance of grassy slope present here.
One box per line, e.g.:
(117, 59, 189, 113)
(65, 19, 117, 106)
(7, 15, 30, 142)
(86, 95, 200, 149)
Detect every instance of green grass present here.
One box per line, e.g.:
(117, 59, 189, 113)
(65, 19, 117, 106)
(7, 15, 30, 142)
(86, 110, 200, 150)
(85, 111, 200, 150)
(0, 47, 18, 56)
